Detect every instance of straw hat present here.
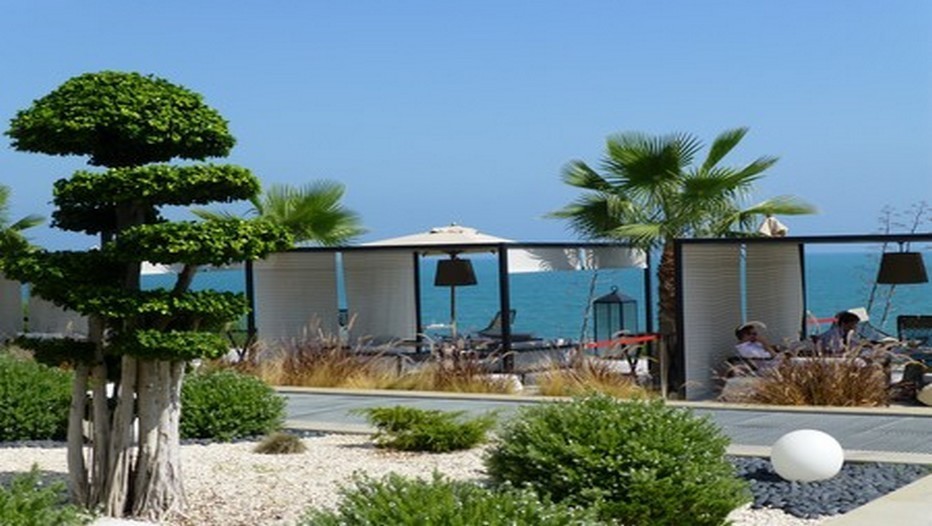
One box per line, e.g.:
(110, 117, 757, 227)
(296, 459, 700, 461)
(736, 320, 767, 333)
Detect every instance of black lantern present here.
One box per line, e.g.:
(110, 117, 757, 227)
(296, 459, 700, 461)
(877, 251, 928, 285)
(592, 286, 637, 342)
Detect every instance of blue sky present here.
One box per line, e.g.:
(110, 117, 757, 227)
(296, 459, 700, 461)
(2, 1, 930, 250)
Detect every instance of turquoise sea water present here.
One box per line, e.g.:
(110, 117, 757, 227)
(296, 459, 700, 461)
(142, 251, 932, 341)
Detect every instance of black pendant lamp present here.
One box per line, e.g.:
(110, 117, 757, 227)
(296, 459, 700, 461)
(876, 250, 928, 285)
(434, 255, 477, 337)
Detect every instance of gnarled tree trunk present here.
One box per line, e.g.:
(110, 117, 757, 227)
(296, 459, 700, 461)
(132, 359, 186, 519)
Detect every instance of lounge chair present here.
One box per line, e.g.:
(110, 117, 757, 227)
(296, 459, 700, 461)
(897, 315, 932, 347)
(477, 309, 536, 342)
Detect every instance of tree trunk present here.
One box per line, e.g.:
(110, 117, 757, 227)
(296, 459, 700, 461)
(67, 363, 89, 506)
(105, 355, 139, 517)
(657, 242, 681, 393)
(132, 359, 186, 520)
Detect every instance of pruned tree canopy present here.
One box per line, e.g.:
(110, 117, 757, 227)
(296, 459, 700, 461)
(7, 71, 235, 167)
(52, 164, 262, 234)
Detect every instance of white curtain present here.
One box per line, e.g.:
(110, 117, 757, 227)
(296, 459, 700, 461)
(580, 247, 648, 270)
(253, 252, 339, 342)
(507, 246, 647, 273)
(745, 243, 805, 347)
(27, 295, 88, 336)
(681, 244, 742, 400)
(343, 250, 416, 344)
(0, 275, 23, 339)
(507, 248, 579, 273)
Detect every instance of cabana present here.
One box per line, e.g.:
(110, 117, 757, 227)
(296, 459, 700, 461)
(245, 225, 651, 359)
(0, 274, 89, 341)
(673, 232, 932, 400)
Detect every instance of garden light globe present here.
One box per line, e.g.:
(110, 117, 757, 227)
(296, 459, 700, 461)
(770, 429, 844, 482)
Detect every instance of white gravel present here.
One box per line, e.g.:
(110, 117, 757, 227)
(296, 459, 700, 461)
(1, 435, 826, 526)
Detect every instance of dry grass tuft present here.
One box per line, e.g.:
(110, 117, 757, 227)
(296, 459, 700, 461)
(536, 356, 650, 398)
(253, 431, 308, 455)
(214, 327, 398, 389)
(387, 346, 516, 394)
(212, 331, 516, 394)
(728, 348, 892, 406)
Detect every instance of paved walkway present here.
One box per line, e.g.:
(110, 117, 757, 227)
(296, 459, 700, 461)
(281, 387, 932, 463)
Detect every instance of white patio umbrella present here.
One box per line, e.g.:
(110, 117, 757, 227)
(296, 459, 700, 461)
(364, 223, 512, 251)
(366, 224, 509, 336)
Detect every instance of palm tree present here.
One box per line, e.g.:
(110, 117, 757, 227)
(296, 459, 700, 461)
(194, 181, 365, 246)
(550, 128, 815, 385)
(0, 185, 43, 251)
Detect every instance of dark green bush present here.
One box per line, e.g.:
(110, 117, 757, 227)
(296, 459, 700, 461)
(485, 394, 749, 526)
(0, 353, 72, 441)
(180, 369, 285, 441)
(0, 466, 89, 525)
(356, 406, 496, 452)
(299, 472, 600, 525)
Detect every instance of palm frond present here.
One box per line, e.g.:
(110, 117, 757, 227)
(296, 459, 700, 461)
(608, 223, 665, 249)
(560, 161, 612, 192)
(0, 185, 43, 237)
(9, 214, 44, 232)
(730, 156, 780, 182)
(0, 186, 11, 228)
(260, 181, 366, 246)
(548, 196, 624, 240)
(701, 127, 748, 171)
(741, 196, 818, 217)
(190, 208, 244, 222)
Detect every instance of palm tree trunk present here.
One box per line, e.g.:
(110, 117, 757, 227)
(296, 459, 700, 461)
(657, 242, 681, 394)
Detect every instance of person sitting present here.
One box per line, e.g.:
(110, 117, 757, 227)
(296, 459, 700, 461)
(731, 321, 782, 373)
(817, 311, 862, 355)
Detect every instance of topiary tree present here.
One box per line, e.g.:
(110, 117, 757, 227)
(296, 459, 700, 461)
(3, 71, 292, 520)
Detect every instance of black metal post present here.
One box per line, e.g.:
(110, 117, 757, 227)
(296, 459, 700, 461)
(497, 245, 513, 372)
(245, 259, 256, 345)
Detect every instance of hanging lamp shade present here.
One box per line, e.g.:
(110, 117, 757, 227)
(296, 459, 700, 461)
(876, 252, 928, 284)
(434, 258, 477, 287)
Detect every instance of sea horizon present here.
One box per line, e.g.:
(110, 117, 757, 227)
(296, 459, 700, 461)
(141, 250, 932, 341)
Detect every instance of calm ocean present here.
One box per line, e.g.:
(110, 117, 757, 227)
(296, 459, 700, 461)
(143, 252, 932, 341)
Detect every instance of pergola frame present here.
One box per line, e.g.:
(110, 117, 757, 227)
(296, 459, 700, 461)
(244, 241, 652, 356)
(673, 232, 932, 399)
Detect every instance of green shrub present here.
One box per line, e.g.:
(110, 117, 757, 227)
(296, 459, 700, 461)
(254, 431, 307, 454)
(180, 370, 285, 441)
(0, 353, 72, 441)
(484, 394, 749, 526)
(299, 472, 600, 525)
(0, 466, 89, 526)
(356, 406, 496, 453)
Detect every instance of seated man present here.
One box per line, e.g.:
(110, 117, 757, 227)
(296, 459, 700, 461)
(817, 311, 862, 355)
(732, 321, 782, 372)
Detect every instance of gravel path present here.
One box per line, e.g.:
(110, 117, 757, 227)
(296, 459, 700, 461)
(0, 435, 829, 526)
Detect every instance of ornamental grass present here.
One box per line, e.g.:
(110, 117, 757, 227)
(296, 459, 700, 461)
(386, 345, 517, 394)
(732, 348, 892, 406)
(535, 356, 651, 398)
(219, 331, 516, 394)
(227, 334, 397, 389)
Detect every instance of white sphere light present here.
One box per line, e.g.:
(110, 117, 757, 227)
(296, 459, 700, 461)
(770, 429, 844, 482)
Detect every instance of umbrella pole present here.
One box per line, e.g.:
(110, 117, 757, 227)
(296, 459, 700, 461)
(450, 285, 457, 338)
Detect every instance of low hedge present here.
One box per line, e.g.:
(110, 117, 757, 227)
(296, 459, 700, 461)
(0, 353, 72, 441)
(299, 472, 600, 525)
(180, 369, 285, 441)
